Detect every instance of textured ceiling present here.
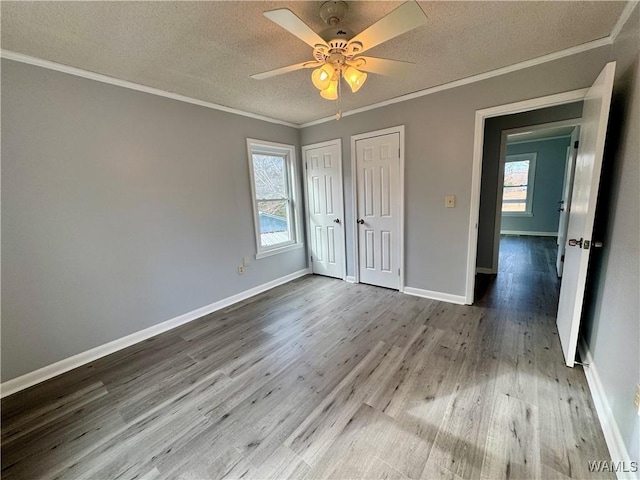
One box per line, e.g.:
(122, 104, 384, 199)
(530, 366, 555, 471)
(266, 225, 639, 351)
(1, 1, 627, 125)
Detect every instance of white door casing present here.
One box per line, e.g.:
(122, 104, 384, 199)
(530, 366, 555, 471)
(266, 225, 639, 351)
(354, 130, 402, 290)
(556, 126, 580, 277)
(303, 140, 346, 280)
(556, 61, 615, 367)
(467, 88, 593, 305)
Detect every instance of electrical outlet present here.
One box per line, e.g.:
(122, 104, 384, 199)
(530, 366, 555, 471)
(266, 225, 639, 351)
(243, 256, 250, 267)
(238, 265, 245, 275)
(634, 384, 640, 415)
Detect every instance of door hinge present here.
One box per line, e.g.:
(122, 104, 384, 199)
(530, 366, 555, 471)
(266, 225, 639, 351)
(310, 256, 313, 261)
(574, 140, 579, 148)
(304, 162, 308, 170)
(398, 268, 400, 276)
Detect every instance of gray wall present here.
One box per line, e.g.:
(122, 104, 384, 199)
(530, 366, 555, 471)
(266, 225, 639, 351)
(582, 5, 640, 464)
(1, 60, 305, 382)
(501, 137, 572, 234)
(301, 47, 607, 294)
(477, 103, 582, 269)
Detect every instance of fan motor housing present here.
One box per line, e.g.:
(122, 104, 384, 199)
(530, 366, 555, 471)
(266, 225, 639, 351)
(319, 27, 353, 44)
(314, 28, 362, 63)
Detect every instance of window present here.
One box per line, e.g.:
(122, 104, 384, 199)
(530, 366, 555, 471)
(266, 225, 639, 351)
(502, 153, 536, 216)
(247, 139, 302, 258)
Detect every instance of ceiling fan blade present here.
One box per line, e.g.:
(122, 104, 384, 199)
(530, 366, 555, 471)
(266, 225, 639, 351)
(354, 57, 415, 77)
(251, 61, 320, 80)
(348, 1, 427, 54)
(264, 9, 328, 49)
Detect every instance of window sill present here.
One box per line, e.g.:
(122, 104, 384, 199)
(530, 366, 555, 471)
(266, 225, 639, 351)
(255, 242, 304, 259)
(502, 212, 533, 217)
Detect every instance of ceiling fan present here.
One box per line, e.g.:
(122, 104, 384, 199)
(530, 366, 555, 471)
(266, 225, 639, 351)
(251, 1, 428, 100)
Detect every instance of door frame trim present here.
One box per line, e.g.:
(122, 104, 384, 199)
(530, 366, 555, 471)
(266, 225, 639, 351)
(350, 125, 405, 291)
(466, 88, 588, 304)
(301, 138, 347, 281)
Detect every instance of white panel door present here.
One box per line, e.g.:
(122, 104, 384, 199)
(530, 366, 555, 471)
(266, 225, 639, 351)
(556, 126, 580, 277)
(355, 133, 400, 289)
(557, 62, 615, 367)
(304, 141, 345, 279)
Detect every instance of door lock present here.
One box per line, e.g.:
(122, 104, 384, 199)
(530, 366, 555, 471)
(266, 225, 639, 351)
(568, 238, 583, 248)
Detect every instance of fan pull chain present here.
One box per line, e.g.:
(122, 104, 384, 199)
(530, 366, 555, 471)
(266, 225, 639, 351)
(336, 68, 343, 120)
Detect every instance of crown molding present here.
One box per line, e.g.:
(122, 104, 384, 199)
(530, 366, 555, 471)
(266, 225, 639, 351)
(1, 21, 622, 130)
(0, 50, 299, 129)
(610, 0, 639, 43)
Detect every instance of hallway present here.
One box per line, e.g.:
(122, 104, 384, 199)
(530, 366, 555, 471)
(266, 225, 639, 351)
(475, 235, 561, 313)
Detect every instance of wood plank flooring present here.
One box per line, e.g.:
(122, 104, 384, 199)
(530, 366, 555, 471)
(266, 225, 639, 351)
(1, 236, 613, 479)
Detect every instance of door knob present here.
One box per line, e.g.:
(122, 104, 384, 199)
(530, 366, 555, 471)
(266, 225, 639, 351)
(357, 219, 364, 224)
(333, 218, 340, 224)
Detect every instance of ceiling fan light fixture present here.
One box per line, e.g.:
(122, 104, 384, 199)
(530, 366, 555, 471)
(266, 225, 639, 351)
(255, 2, 428, 109)
(343, 65, 367, 93)
(311, 63, 335, 91)
(320, 79, 339, 100)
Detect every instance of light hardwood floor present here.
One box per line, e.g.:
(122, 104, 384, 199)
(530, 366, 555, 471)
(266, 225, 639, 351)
(2, 236, 613, 479)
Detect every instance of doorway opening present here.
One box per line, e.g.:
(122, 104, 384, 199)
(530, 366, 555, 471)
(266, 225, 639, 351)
(493, 120, 582, 277)
(466, 61, 615, 367)
(475, 119, 582, 321)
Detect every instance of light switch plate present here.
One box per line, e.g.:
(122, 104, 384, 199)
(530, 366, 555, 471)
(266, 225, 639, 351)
(445, 195, 455, 208)
(243, 256, 250, 267)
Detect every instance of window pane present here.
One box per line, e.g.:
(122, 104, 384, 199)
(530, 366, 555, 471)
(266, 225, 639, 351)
(503, 159, 530, 212)
(503, 185, 528, 201)
(502, 201, 527, 212)
(503, 160, 530, 187)
(253, 154, 287, 200)
(502, 186, 528, 212)
(258, 200, 291, 247)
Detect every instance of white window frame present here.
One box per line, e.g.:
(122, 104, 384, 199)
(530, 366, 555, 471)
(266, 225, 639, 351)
(247, 139, 303, 259)
(502, 152, 537, 217)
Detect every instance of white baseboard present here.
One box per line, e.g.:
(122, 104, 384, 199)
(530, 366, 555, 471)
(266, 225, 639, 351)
(500, 230, 558, 237)
(476, 267, 496, 274)
(403, 286, 468, 305)
(578, 340, 638, 480)
(345, 276, 357, 284)
(0, 268, 311, 398)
